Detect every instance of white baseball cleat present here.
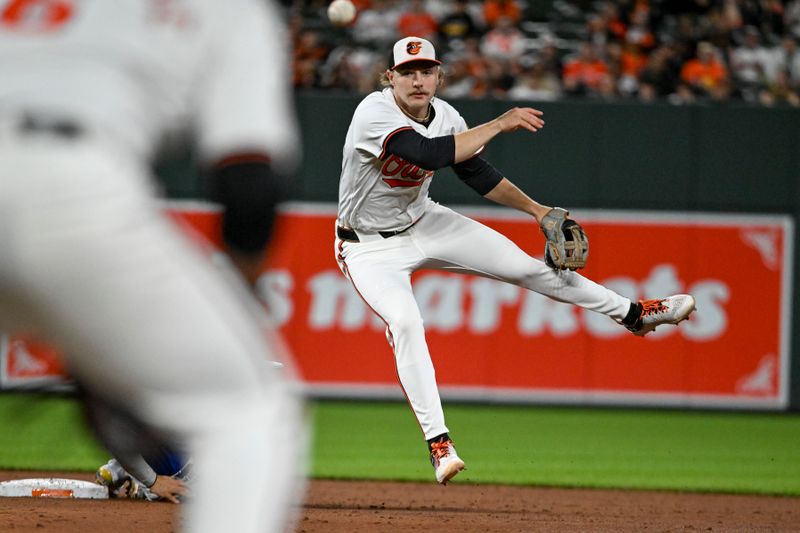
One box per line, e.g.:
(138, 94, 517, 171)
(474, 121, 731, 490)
(627, 294, 697, 337)
(430, 440, 465, 485)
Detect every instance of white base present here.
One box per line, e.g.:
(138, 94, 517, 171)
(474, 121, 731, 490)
(0, 478, 109, 499)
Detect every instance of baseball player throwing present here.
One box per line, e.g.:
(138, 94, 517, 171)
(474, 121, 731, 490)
(335, 36, 696, 485)
(0, 1, 304, 531)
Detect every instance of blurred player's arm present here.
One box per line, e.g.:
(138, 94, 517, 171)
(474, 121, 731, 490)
(208, 153, 284, 286)
(198, 2, 299, 287)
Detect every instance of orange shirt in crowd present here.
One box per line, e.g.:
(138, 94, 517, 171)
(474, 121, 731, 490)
(680, 59, 728, 90)
(563, 59, 610, 89)
(621, 49, 648, 77)
(397, 11, 438, 39)
(483, 0, 521, 27)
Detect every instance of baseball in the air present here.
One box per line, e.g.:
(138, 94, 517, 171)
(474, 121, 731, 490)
(328, 0, 356, 26)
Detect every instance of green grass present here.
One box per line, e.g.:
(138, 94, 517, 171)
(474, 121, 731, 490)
(2, 394, 799, 495)
(0, 393, 107, 471)
(311, 401, 800, 495)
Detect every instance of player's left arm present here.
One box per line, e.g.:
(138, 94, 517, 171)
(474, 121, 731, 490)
(449, 154, 550, 221)
(482, 177, 551, 223)
(384, 128, 551, 223)
(484, 178, 589, 271)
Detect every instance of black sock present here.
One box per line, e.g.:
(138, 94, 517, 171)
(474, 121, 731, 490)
(621, 301, 642, 326)
(427, 433, 450, 452)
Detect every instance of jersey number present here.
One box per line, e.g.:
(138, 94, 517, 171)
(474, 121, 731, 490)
(1, 0, 74, 32)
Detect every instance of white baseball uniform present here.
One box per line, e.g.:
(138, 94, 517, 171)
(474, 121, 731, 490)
(335, 88, 631, 439)
(0, 1, 302, 532)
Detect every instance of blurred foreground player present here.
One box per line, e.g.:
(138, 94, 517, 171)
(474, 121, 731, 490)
(0, 1, 304, 531)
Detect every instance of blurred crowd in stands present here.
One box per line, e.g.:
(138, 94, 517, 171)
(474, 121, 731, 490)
(283, 0, 800, 106)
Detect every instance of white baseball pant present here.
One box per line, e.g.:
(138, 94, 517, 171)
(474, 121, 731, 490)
(336, 201, 630, 439)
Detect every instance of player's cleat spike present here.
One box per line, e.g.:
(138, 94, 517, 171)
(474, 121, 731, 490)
(430, 439, 465, 485)
(626, 294, 696, 337)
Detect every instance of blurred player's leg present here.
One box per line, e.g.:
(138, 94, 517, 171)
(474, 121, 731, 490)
(0, 140, 305, 532)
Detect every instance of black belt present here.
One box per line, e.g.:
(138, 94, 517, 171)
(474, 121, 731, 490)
(18, 113, 84, 139)
(336, 224, 414, 243)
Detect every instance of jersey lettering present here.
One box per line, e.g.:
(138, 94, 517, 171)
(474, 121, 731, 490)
(1, 0, 74, 32)
(381, 154, 433, 188)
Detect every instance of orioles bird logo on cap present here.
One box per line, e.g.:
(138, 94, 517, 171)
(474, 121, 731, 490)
(406, 41, 423, 55)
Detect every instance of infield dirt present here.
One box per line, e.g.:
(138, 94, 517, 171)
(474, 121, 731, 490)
(1, 471, 798, 532)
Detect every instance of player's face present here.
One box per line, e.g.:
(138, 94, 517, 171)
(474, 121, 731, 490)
(390, 62, 439, 119)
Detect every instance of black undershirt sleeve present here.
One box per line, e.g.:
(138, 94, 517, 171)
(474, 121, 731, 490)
(208, 154, 284, 255)
(383, 128, 503, 195)
(384, 129, 455, 170)
(452, 155, 504, 195)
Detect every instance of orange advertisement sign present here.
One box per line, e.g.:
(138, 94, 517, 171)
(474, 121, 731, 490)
(1, 335, 70, 389)
(266, 205, 792, 409)
(1, 202, 793, 409)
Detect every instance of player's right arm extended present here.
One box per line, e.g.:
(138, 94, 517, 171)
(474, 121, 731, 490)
(453, 107, 545, 163)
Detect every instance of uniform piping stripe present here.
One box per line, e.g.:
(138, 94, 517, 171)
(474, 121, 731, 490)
(336, 239, 347, 273)
(338, 252, 426, 437)
(378, 126, 414, 161)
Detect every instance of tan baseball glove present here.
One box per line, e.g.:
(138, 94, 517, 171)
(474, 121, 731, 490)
(539, 207, 589, 271)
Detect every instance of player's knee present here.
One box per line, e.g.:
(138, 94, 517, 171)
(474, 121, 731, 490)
(511, 258, 560, 289)
(385, 313, 425, 339)
(501, 266, 536, 288)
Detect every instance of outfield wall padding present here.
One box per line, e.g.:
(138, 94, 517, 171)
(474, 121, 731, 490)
(126, 95, 800, 411)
